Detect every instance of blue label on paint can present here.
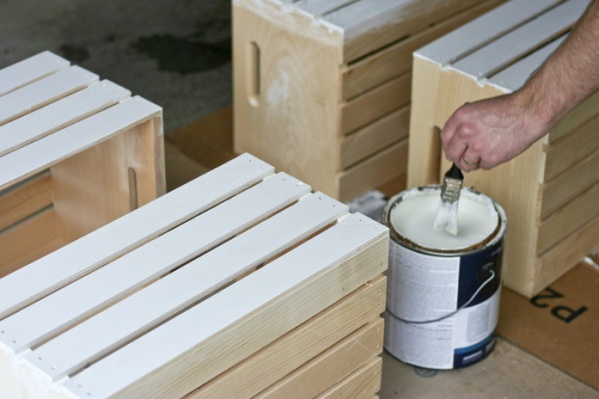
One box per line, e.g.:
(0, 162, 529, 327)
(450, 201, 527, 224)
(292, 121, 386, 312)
(457, 239, 504, 308)
(454, 332, 497, 368)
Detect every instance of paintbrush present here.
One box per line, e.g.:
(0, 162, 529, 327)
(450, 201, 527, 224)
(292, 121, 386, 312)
(433, 163, 464, 235)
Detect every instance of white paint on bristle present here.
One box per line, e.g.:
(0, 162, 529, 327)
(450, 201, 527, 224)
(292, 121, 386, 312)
(433, 200, 459, 235)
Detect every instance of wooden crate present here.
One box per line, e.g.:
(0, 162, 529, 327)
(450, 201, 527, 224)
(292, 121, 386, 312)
(408, 0, 598, 297)
(233, 0, 504, 202)
(0, 153, 388, 399)
(0, 51, 165, 276)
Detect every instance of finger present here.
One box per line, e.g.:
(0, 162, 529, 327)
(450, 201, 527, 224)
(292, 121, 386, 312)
(444, 133, 467, 164)
(460, 151, 481, 172)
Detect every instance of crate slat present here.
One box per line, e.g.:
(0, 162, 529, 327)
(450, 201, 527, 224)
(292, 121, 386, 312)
(257, 318, 384, 398)
(0, 66, 99, 125)
(0, 80, 130, 157)
(0, 51, 69, 96)
(185, 275, 386, 399)
(0, 171, 308, 353)
(64, 214, 387, 399)
(0, 96, 159, 191)
(27, 189, 345, 380)
(452, 0, 588, 78)
(417, 0, 562, 65)
(0, 153, 272, 320)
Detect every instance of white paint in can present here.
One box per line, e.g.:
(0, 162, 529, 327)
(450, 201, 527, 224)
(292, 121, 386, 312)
(383, 186, 507, 369)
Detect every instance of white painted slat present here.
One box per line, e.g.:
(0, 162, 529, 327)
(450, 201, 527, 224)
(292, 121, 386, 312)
(0, 80, 131, 157)
(0, 51, 69, 96)
(416, 0, 562, 65)
(0, 172, 309, 353)
(63, 213, 386, 398)
(0, 96, 159, 191)
(0, 65, 98, 124)
(324, 0, 407, 32)
(0, 153, 273, 320)
(488, 35, 567, 92)
(293, 0, 357, 17)
(452, 0, 589, 78)
(27, 191, 346, 380)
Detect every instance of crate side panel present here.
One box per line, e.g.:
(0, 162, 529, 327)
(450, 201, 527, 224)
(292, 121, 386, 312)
(233, 0, 343, 198)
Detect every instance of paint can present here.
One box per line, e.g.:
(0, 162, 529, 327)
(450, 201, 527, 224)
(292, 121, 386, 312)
(382, 185, 507, 369)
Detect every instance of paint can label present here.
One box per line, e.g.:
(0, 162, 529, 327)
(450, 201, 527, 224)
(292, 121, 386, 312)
(384, 237, 502, 369)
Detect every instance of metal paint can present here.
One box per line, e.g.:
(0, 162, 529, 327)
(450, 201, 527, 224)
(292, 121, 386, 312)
(382, 185, 507, 369)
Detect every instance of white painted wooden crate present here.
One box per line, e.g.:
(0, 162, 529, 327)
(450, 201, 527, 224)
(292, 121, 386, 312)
(0, 51, 165, 277)
(408, 0, 597, 296)
(233, 0, 504, 201)
(0, 153, 388, 399)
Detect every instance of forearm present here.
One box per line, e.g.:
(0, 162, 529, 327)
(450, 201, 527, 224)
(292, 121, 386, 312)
(514, 0, 599, 138)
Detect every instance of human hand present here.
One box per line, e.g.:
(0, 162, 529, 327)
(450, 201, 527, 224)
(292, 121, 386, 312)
(440, 94, 546, 172)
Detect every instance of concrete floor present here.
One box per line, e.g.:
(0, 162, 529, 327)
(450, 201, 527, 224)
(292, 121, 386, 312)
(0, 0, 232, 134)
(2, 2, 598, 398)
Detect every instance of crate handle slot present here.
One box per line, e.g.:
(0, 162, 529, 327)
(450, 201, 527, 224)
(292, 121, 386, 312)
(248, 41, 261, 107)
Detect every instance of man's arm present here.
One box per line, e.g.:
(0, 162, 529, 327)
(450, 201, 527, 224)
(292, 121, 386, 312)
(441, 0, 599, 172)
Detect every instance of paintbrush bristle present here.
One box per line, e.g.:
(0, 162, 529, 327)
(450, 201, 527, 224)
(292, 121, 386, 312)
(433, 163, 463, 235)
(433, 200, 459, 235)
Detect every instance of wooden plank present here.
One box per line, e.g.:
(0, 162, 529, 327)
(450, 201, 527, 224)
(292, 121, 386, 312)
(341, 72, 410, 135)
(537, 213, 599, 294)
(541, 148, 599, 219)
(26, 191, 347, 380)
(0, 209, 57, 278)
(0, 80, 131, 157)
(0, 65, 99, 125)
(0, 96, 160, 191)
(256, 319, 384, 399)
(317, 356, 383, 399)
(537, 183, 599, 255)
(325, 0, 482, 63)
(341, 0, 503, 100)
(0, 172, 52, 231)
(0, 154, 274, 320)
(488, 35, 566, 92)
(233, 0, 343, 198)
(340, 106, 409, 170)
(292, 0, 355, 17)
(452, 0, 589, 78)
(544, 110, 599, 180)
(62, 214, 388, 399)
(417, 0, 562, 65)
(186, 276, 386, 399)
(0, 51, 69, 96)
(0, 172, 310, 353)
(339, 138, 408, 202)
(548, 89, 599, 144)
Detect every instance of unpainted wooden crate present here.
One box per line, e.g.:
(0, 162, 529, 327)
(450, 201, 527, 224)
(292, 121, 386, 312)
(233, 0, 504, 202)
(0, 51, 165, 276)
(0, 153, 388, 399)
(408, 0, 598, 297)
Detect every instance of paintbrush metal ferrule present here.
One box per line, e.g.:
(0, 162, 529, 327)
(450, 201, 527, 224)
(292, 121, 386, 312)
(440, 175, 462, 204)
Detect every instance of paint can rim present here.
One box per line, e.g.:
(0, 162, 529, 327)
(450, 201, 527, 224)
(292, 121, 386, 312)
(382, 185, 507, 256)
